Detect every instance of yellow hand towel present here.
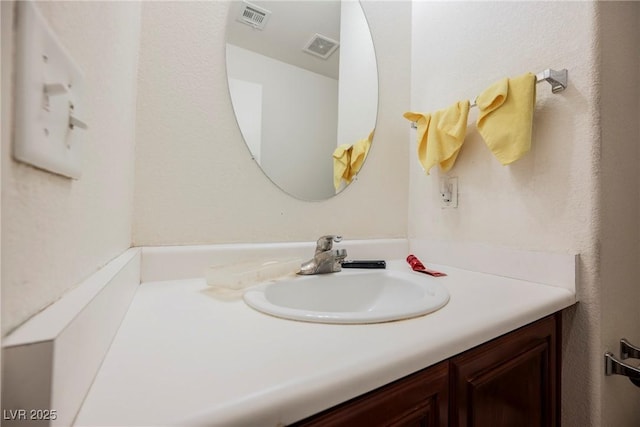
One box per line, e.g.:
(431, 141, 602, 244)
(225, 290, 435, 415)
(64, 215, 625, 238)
(333, 144, 352, 191)
(476, 72, 536, 165)
(403, 101, 470, 175)
(349, 130, 374, 179)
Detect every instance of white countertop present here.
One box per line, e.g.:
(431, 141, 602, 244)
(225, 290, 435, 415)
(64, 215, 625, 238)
(75, 260, 575, 427)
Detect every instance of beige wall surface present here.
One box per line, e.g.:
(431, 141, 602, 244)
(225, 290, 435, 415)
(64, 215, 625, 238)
(599, 2, 640, 425)
(1, 2, 141, 335)
(132, 1, 411, 246)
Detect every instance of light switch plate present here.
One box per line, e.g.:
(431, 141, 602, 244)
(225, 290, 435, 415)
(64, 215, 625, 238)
(13, 1, 86, 179)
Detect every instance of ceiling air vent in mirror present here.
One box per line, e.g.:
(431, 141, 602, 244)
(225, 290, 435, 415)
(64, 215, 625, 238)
(237, 1, 271, 30)
(303, 33, 340, 60)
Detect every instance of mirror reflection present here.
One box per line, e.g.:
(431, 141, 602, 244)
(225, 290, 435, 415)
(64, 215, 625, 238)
(226, 0, 378, 200)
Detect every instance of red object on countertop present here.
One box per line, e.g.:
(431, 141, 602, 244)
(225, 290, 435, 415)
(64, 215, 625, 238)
(406, 255, 447, 277)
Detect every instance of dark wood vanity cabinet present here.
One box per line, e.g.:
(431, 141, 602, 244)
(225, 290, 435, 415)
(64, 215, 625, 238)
(450, 313, 559, 427)
(294, 361, 449, 427)
(293, 313, 560, 427)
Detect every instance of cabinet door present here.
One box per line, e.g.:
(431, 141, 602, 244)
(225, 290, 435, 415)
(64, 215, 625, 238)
(450, 314, 560, 427)
(293, 361, 449, 427)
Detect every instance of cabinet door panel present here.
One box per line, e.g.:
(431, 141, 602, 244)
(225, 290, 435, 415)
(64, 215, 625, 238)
(468, 341, 547, 427)
(450, 314, 559, 427)
(292, 361, 448, 427)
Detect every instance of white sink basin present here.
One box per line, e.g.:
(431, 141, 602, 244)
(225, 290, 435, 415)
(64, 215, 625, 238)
(243, 269, 450, 324)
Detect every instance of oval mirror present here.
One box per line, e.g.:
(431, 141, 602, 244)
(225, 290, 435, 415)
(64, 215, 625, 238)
(225, 0, 378, 200)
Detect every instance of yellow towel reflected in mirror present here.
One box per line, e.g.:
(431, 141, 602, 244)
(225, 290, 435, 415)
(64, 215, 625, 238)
(333, 144, 352, 191)
(404, 100, 470, 175)
(332, 130, 374, 191)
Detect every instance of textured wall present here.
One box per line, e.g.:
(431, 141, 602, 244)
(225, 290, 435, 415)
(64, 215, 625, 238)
(132, 1, 411, 246)
(408, 2, 603, 425)
(1, 2, 141, 335)
(598, 2, 640, 425)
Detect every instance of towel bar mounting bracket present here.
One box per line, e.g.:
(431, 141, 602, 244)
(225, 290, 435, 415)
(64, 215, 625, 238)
(536, 68, 568, 93)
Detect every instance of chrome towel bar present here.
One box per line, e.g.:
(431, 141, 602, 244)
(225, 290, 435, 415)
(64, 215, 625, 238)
(409, 68, 569, 128)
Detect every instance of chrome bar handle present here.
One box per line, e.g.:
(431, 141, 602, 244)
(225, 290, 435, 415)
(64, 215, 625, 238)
(605, 352, 640, 377)
(604, 352, 640, 388)
(620, 338, 640, 360)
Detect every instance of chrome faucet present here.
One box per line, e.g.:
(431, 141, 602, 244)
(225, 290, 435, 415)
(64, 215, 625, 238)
(298, 235, 347, 275)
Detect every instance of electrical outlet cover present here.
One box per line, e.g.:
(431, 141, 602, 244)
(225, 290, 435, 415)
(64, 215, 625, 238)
(440, 177, 458, 208)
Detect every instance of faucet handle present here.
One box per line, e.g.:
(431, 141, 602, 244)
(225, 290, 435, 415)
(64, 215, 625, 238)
(316, 235, 342, 252)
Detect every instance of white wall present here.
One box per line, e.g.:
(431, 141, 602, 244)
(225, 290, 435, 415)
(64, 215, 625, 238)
(337, 0, 378, 147)
(409, 2, 639, 425)
(226, 44, 338, 199)
(133, 1, 411, 246)
(598, 2, 640, 425)
(1, 2, 140, 335)
(408, 2, 599, 253)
